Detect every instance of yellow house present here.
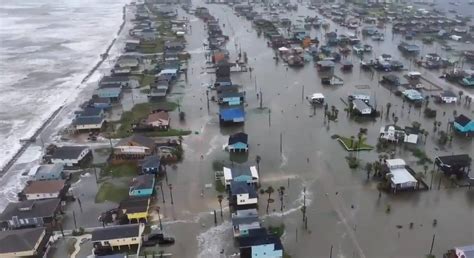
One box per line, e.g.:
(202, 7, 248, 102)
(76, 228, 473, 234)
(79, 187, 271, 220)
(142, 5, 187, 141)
(0, 227, 50, 257)
(92, 223, 145, 252)
(119, 197, 151, 223)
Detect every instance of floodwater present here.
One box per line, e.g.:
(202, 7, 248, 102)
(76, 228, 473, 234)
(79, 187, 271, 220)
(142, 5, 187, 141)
(148, 2, 474, 258)
(0, 1, 472, 257)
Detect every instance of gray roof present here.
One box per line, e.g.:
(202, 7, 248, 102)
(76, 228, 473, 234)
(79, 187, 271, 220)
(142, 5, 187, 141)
(116, 134, 156, 150)
(32, 163, 64, 181)
(78, 107, 103, 117)
(91, 224, 141, 242)
(74, 116, 104, 126)
(0, 199, 60, 221)
(0, 227, 46, 254)
(51, 146, 89, 160)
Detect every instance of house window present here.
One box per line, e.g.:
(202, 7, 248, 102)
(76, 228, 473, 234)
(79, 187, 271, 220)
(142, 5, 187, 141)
(132, 238, 136, 241)
(19, 219, 25, 225)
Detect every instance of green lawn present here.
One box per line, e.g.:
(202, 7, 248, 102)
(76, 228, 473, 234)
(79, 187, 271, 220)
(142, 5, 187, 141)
(102, 163, 138, 178)
(338, 136, 374, 151)
(95, 182, 129, 203)
(140, 74, 155, 88)
(114, 102, 179, 138)
(143, 129, 192, 137)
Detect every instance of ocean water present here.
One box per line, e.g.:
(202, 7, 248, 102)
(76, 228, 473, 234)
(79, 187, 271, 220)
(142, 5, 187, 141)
(0, 0, 128, 171)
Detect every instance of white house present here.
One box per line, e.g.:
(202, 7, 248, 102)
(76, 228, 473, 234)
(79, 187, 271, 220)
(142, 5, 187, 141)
(352, 99, 372, 115)
(223, 166, 259, 186)
(91, 224, 145, 251)
(438, 90, 458, 103)
(385, 159, 418, 191)
(380, 125, 419, 144)
(22, 180, 66, 201)
(51, 146, 90, 167)
(114, 135, 155, 158)
(144, 111, 170, 129)
(73, 116, 105, 131)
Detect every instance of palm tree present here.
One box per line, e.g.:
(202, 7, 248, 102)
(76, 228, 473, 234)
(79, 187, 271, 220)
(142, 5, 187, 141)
(277, 186, 285, 212)
(415, 172, 425, 189)
(357, 132, 364, 149)
(255, 155, 261, 171)
(423, 165, 428, 175)
(386, 102, 392, 117)
(365, 162, 373, 180)
(423, 131, 429, 144)
(458, 90, 464, 99)
(217, 195, 224, 218)
(393, 116, 399, 125)
(265, 186, 275, 214)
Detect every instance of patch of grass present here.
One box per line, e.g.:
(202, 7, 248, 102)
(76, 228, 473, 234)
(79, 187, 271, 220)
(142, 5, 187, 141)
(338, 136, 374, 151)
(215, 179, 226, 193)
(102, 163, 138, 178)
(114, 102, 178, 138)
(268, 223, 285, 237)
(140, 74, 155, 88)
(212, 160, 225, 171)
(409, 148, 432, 165)
(95, 182, 129, 203)
(143, 129, 192, 137)
(66, 238, 77, 255)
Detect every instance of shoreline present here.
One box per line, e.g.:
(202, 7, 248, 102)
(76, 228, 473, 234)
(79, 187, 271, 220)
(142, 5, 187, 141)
(0, 4, 129, 177)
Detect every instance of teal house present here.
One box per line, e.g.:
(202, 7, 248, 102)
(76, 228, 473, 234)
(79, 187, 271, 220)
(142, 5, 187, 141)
(454, 114, 474, 136)
(129, 174, 155, 197)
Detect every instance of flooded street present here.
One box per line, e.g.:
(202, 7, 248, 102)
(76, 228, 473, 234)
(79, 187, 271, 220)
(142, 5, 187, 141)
(149, 2, 473, 258)
(0, 0, 472, 257)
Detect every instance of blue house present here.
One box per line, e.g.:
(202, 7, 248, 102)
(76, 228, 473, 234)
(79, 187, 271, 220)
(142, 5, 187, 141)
(218, 92, 245, 106)
(96, 87, 122, 102)
(231, 209, 260, 237)
(454, 114, 474, 136)
(219, 106, 245, 124)
(29, 164, 65, 181)
(227, 132, 248, 152)
(89, 96, 112, 109)
(139, 155, 161, 175)
(239, 233, 284, 258)
(129, 175, 155, 197)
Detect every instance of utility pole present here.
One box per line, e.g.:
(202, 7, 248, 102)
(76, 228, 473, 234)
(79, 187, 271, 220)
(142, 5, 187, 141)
(280, 132, 283, 154)
(157, 207, 163, 230)
(429, 234, 436, 256)
(72, 210, 77, 230)
(259, 89, 263, 109)
(268, 109, 271, 127)
(301, 85, 305, 103)
(330, 245, 333, 258)
(214, 210, 217, 225)
(168, 184, 174, 205)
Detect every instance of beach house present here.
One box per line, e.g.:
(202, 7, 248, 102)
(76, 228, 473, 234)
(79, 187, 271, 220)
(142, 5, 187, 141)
(92, 224, 145, 253)
(129, 175, 155, 197)
(453, 114, 474, 136)
(0, 227, 51, 257)
(114, 135, 156, 159)
(0, 199, 61, 230)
